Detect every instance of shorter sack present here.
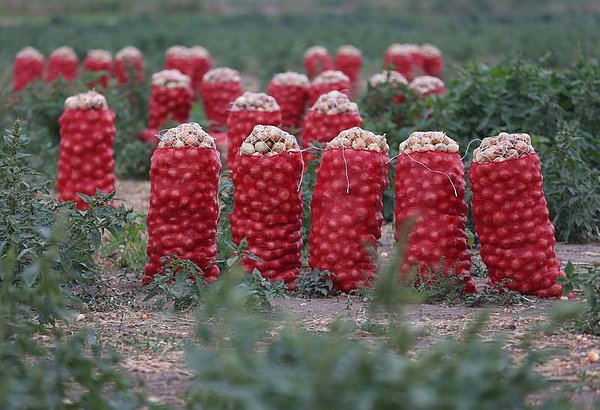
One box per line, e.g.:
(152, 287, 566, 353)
(304, 47, 333, 79)
(267, 82, 308, 131)
(335, 46, 362, 97)
(83, 50, 113, 88)
(114, 47, 145, 84)
(200, 80, 243, 130)
(12, 48, 44, 92)
(56, 91, 116, 210)
(226, 93, 282, 167)
(46, 47, 78, 82)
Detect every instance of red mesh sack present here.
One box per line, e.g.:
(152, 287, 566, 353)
(200, 68, 244, 131)
(304, 46, 333, 80)
(83, 49, 113, 88)
(147, 69, 193, 130)
(56, 91, 116, 210)
(267, 72, 309, 131)
(230, 126, 303, 288)
(394, 132, 475, 293)
(309, 128, 390, 292)
(384, 44, 423, 81)
(165, 46, 214, 98)
(421, 44, 444, 77)
(46, 47, 78, 83)
(302, 90, 362, 162)
(189, 46, 213, 97)
(144, 123, 221, 284)
(410, 75, 446, 97)
(469, 133, 565, 297)
(367, 70, 409, 107)
(12, 47, 44, 92)
(335, 46, 362, 97)
(114, 47, 145, 84)
(308, 70, 351, 107)
(226, 92, 282, 167)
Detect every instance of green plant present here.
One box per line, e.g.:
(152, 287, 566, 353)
(541, 124, 600, 242)
(296, 268, 336, 298)
(0, 121, 151, 409)
(143, 256, 208, 310)
(103, 211, 148, 272)
(183, 222, 580, 409)
(559, 262, 600, 336)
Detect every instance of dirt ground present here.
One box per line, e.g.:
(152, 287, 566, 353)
(71, 179, 600, 408)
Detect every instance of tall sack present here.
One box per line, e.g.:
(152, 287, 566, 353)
(309, 127, 389, 292)
(144, 123, 221, 284)
(395, 132, 475, 293)
(231, 126, 304, 288)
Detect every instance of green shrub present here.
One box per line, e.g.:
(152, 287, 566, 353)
(183, 231, 579, 409)
(0, 121, 150, 409)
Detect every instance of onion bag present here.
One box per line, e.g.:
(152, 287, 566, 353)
(409, 75, 446, 97)
(226, 92, 282, 167)
(303, 111, 362, 147)
(189, 55, 213, 96)
(308, 82, 350, 107)
(200, 79, 243, 130)
(12, 48, 44, 92)
(469, 134, 565, 297)
(83, 50, 113, 88)
(165, 55, 191, 78)
(309, 128, 390, 292)
(384, 44, 424, 81)
(267, 81, 308, 131)
(231, 126, 303, 288)
(148, 70, 193, 130)
(144, 123, 221, 284)
(302, 90, 362, 162)
(304, 47, 333, 79)
(335, 46, 362, 97)
(56, 91, 116, 210)
(114, 47, 145, 84)
(394, 132, 474, 293)
(46, 47, 78, 82)
(421, 44, 443, 77)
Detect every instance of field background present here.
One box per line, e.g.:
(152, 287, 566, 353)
(2, 0, 600, 86)
(1, 1, 599, 408)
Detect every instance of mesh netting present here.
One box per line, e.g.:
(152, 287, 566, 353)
(13, 47, 44, 91)
(267, 72, 309, 130)
(399, 131, 459, 154)
(473, 132, 534, 163)
(239, 125, 299, 156)
(328, 127, 389, 153)
(157, 122, 216, 149)
(64, 90, 107, 110)
(409, 75, 446, 96)
(469, 133, 565, 297)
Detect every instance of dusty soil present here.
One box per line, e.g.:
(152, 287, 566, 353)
(72, 179, 600, 408)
